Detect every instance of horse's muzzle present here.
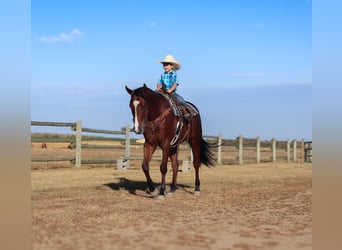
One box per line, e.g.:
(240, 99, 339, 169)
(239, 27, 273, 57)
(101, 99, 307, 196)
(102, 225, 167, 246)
(133, 126, 143, 134)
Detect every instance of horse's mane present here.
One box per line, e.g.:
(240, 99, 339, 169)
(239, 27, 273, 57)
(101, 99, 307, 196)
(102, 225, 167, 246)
(132, 86, 145, 97)
(133, 85, 163, 100)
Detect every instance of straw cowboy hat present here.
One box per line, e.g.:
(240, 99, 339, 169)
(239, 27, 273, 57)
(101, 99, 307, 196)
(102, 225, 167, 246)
(158, 54, 181, 70)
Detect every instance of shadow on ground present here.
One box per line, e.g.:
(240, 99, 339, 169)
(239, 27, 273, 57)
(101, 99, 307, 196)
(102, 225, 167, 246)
(104, 177, 192, 195)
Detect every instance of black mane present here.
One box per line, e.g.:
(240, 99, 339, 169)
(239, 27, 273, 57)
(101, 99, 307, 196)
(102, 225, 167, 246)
(132, 84, 161, 100)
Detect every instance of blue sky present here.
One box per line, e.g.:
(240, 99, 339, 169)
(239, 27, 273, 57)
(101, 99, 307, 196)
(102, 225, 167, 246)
(31, 0, 312, 141)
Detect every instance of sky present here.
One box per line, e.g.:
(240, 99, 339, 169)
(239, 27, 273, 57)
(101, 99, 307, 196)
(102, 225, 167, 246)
(31, 0, 312, 141)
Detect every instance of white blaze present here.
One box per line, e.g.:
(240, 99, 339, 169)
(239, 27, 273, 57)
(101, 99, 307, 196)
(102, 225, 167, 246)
(133, 100, 140, 132)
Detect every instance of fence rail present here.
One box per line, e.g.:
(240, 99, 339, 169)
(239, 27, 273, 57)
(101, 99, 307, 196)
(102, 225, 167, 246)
(31, 120, 312, 168)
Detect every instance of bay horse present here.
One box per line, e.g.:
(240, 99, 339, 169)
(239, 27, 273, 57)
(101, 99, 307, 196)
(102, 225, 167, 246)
(125, 84, 215, 197)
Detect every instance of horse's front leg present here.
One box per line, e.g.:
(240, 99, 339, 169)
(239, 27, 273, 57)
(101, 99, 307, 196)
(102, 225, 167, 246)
(159, 146, 170, 196)
(142, 143, 157, 195)
(169, 146, 179, 194)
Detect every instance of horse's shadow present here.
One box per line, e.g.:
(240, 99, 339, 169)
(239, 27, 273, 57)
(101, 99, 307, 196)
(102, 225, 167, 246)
(104, 177, 192, 195)
(104, 178, 147, 195)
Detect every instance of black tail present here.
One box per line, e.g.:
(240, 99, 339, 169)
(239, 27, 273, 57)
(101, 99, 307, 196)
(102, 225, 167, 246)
(200, 139, 215, 167)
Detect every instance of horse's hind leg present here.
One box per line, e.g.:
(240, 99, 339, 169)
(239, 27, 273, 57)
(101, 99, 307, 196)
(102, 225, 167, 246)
(190, 141, 201, 195)
(194, 164, 201, 195)
(169, 146, 179, 193)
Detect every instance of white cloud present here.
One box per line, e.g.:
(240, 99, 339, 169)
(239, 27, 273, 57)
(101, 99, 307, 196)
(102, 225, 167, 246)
(35, 29, 83, 43)
(149, 21, 156, 27)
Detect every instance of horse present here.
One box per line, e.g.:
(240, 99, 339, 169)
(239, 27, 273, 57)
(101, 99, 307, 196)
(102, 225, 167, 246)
(125, 84, 215, 197)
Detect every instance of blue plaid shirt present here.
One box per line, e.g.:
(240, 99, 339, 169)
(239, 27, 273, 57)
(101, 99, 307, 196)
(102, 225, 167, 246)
(158, 70, 179, 91)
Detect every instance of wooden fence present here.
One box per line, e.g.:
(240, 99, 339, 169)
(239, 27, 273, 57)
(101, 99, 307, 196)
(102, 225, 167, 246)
(31, 120, 312, 168)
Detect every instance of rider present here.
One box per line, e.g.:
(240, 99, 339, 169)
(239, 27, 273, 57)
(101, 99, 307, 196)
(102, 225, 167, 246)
(156, 54, 191, 121)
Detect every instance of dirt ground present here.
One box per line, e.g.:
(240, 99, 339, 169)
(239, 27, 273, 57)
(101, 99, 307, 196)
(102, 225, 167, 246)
(31, 162, 312, 250)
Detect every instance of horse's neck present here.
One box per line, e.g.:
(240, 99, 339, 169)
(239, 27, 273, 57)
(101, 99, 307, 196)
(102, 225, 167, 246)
(145, 91, 168, 120)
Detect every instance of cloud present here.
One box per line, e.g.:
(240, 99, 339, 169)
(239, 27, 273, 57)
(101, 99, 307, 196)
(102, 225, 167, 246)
(149, 21, 156, 27)
(35, 29, 83, 43)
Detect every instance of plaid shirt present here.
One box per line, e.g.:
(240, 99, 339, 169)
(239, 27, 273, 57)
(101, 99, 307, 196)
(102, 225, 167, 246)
(158, 70, 179, 90)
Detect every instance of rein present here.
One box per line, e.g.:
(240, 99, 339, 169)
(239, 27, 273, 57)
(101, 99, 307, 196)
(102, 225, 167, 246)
(145, 108, 171, 131)
(145, 106, 190, 147)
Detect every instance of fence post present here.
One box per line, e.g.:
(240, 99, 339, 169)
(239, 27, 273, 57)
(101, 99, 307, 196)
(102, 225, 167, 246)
(238, 135, 243, 165)
(287, 139, 291, 162)
(272, 138, 276, 162)
(304, 141, 312, 163)
(293, 139, 297, 162)
(301, 139, 304, 163)
(217, 134, 222, 165)
(256, 136, 260, 163)
(125, 125, 130, 167)
(75, 120, 82, 168)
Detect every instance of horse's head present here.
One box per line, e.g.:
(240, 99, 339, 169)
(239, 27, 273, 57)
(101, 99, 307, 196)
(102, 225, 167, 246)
(125, 84, 149, 134)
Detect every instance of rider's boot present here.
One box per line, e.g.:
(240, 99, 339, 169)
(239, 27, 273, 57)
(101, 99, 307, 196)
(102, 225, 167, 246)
(180, 106, 191, 122)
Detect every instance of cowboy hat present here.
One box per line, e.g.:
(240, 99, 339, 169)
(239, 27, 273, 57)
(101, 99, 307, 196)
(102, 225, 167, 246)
(158, 54, 181, 70)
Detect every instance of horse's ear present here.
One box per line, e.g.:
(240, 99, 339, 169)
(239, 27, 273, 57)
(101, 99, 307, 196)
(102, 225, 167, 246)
(141, 83, 148, 94)
(125, 86, 133, 95)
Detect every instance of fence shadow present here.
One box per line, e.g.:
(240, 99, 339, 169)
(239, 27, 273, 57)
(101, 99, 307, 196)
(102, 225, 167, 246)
(104, 177, 192, 195)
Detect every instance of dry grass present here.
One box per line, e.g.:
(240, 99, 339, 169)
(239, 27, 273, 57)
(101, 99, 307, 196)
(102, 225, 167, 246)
(31, 162, 312, 250)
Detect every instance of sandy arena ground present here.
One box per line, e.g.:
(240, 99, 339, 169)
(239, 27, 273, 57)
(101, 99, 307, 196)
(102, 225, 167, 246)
(31, 162, 312, 250)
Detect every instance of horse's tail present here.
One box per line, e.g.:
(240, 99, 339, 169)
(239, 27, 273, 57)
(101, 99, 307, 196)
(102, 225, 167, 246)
(200, 138, 215, 167)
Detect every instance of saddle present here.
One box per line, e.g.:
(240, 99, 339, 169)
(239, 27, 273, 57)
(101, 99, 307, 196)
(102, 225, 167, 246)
(158, 92, 198, 120)
(158, 92, 199, 146)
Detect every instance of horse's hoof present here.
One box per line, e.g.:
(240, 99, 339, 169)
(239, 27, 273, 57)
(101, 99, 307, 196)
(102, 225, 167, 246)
(169, 187, 177, 194)
(151, 190, 159, 197)
(157, 195, 165, 200)
(194, 191, 201, 196)
(147, 187, 159, 197)
(166, 192, 174, 197)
